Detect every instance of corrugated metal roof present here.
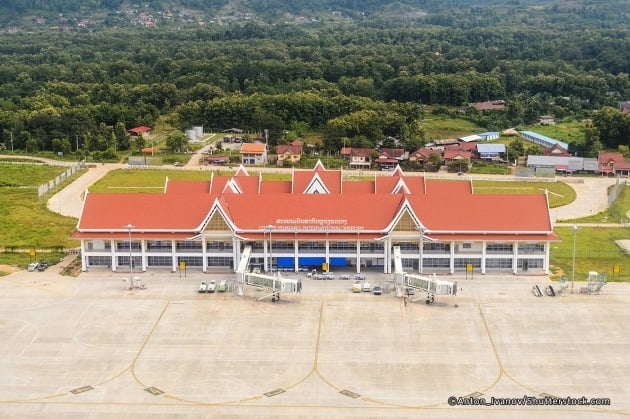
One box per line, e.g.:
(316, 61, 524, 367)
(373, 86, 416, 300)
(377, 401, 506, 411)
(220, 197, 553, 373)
(477, 144, 505, 153)
(519, 131, 569, 150)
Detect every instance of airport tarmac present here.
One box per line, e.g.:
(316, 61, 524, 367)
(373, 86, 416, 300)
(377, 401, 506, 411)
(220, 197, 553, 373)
(0, 267, 629, 418)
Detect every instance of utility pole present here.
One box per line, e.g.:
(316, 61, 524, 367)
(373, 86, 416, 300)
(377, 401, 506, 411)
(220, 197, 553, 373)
(75, 134, 79, 152)
(10, 131, 13, 152)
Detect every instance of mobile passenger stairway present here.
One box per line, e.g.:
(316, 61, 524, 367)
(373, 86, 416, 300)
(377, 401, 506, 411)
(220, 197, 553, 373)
(236, 245, 301, 302)
(393, 246, 457, 304)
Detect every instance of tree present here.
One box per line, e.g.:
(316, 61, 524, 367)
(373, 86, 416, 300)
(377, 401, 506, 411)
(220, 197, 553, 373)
(165, 131, 188, 153)
(114, 122, 130, 151)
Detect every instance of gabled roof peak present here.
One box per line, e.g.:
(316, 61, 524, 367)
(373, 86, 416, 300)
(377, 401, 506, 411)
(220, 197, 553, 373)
(391, 165, 405, 177)
(303, 171, 330, 194)
(234, 165, 249, 177)
(313, 159, 326, 172)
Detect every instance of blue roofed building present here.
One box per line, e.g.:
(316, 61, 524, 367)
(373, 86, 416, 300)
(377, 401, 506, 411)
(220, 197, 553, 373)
(477, 143, 506, 160)
(519, 131, 568, 150)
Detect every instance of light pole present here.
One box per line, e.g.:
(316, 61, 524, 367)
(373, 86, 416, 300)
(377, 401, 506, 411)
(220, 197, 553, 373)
(571, 225, 579, 294)
(418, 226, 426, 274)
(266, 225, 274, 273)
(125, 224, 135, 287)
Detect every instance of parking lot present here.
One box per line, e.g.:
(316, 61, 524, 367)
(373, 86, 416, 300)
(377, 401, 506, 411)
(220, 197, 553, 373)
(1, 265, 629, 418)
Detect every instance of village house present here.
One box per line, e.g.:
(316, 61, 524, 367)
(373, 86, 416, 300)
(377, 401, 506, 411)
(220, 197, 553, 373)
(240, 143, 267, 165)
(276, 141, 303, 166)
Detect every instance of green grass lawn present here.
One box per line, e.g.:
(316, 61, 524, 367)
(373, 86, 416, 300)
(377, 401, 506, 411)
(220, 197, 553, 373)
(0, 164, 80, 254)
(0, 164, 68, 186)
(518, 120, 587, 144)
(473, 180, 576, 207)
(422, 114, 485, 139)
(550, 227, 630, 282)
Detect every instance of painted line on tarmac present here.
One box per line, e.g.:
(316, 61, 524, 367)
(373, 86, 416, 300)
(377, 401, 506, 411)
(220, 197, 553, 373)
(130, 301, 171, 389)
(477, 304, 625, 416)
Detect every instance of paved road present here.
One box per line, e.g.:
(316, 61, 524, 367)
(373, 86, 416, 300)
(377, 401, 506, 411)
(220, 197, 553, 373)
(47, 163, 125, 218)
(550, 176, 620, 222)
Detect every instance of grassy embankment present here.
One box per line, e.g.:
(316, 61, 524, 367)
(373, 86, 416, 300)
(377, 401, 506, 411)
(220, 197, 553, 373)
(0, 164, 79, 273)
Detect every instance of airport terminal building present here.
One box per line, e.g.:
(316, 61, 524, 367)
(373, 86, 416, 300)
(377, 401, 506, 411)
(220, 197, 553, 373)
(73, 162, 559, 275)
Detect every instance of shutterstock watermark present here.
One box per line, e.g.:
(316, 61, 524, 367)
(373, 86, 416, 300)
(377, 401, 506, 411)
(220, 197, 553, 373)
(447, 395, 611, 407)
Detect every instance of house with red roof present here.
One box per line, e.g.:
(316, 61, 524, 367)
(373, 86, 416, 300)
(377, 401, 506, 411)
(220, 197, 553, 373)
(375, 148, 407, 170)
(240, 143, 267, 165)
(276, 143, 303, 166)
(543, 144, 570, 157)
(598, 151, 630, 176)
(409, 148, 438, 164)
(128, 126, 152, 136)
(341, 147, 374, 169)
(73, 161, 558, 276)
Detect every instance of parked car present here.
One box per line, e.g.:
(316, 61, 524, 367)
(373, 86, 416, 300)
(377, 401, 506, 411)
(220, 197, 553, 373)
(27, 262, 39, 272)
(355, 274, 366, 280)
(362, 281, 372, 292)
(373, 286, 382, 295)
(207, 280, 216, 293)
(39, 260, 49, 269)
(217, 280, 227, 292)
(198, 281, 207, 293)
(352, 281, 362, 293)
(339, 274, 350, 280)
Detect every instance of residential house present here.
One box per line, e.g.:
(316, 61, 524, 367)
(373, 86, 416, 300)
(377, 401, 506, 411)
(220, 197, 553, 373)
(409, 148, 438, 164)
(128, 126, 152, 137)
(538, 115, 555, 125)
(443, 149, 472, 172)
(276, 143, 303, 166)
(240, 143, 267, 165)
(375, 148, 407, 171)
(543, 144, 570, 157)
(598, 152, 630, 176)
(342, 148, 373, 169)
(477, 144, 506, 161)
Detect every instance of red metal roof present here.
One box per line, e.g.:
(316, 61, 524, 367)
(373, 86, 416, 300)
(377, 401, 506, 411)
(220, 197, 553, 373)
(128, 126, 152, 134)
(410, 194, 551, 232)
(78, 193, 215, 231)
(75, 164, 555, 241)
(166, 180, 210, 194)
(72, 232, 194, 239)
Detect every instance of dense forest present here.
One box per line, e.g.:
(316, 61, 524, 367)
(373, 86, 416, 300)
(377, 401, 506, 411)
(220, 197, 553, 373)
(0, 0, 628, 159)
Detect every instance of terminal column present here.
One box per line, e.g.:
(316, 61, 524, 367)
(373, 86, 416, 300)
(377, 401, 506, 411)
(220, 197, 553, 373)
(110, 239, 116, 272)
(481, 240, 486, 275)
(512, 241, 519, 275)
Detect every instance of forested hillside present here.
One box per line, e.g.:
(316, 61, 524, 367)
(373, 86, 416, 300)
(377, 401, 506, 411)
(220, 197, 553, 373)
(1, 0, 628, 27)
(0, 1, 628, 160)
